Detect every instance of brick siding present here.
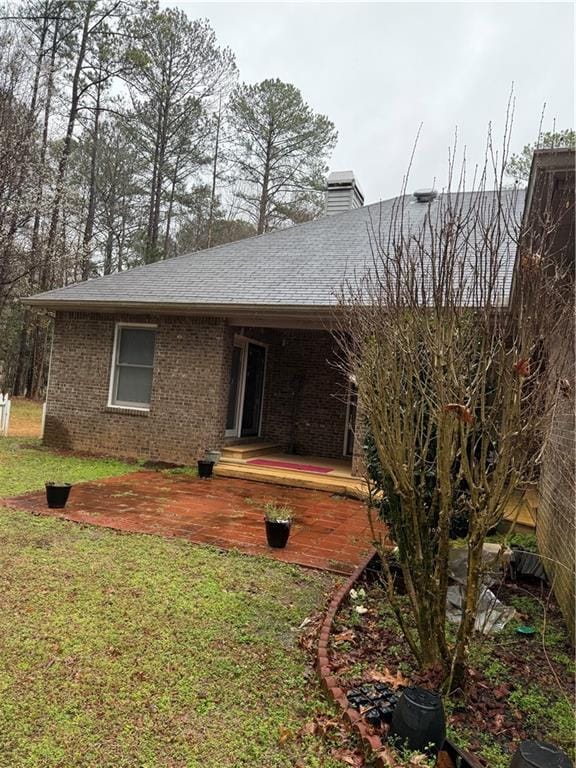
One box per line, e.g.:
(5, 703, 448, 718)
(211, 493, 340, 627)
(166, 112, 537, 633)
(235, 327, 351, 460)
(44, 315, 355, 468)
(44, 312, 233, 464)
(538, 319, 576, 639)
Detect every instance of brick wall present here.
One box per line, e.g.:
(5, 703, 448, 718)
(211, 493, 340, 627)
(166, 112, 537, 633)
(44, 312, 233, 464)
(238, 327, 351, 460)
(45, 316, 354, 467)
(538, 318, 576, 639)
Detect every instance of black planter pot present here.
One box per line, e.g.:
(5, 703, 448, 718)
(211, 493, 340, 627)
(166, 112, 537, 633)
(510, 740, 573, 768)
(45, 483, 72, 509)
(510, 547, 547, 581)
(390, 686, 446, 755)
(197, 460, 214, 478)
(441, 739, 485, 768)
(265, 519, 291, 548)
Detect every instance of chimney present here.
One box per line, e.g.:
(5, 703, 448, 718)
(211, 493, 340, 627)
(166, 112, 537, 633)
(325, 170, 364, 215)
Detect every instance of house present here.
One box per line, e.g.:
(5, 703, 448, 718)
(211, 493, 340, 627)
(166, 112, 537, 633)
(27, 171, 525, 488)
(523, 149, 575, 637)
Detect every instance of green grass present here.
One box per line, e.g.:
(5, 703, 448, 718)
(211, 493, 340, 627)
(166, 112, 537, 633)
(0, 438, 140, 497)
(0, 431, 346, 767)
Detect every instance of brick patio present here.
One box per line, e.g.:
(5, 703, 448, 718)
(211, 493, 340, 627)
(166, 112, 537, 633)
(3, 472, 381, 574)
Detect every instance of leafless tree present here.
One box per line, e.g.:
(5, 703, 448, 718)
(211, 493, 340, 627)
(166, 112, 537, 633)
(336, 124, 574, 689)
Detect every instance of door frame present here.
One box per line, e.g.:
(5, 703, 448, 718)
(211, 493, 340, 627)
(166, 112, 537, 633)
(225, 335, 268, 439)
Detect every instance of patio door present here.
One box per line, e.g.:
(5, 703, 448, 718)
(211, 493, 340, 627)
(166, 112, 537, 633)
(225, 338, 267, 438)
(344, 385, 357, 457)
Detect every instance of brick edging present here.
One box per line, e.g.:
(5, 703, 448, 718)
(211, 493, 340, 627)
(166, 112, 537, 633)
(315, 549, 483, 768)
(316, 549, 388, 762)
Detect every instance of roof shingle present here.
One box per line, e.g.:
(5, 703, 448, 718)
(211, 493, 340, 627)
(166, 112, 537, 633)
(26, 190, 526, 312)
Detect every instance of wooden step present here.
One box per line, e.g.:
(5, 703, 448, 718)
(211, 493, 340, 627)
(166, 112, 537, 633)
(221, 441, 281, 460)
(214, 461, 368, 499)
(499, 488, 538, 532)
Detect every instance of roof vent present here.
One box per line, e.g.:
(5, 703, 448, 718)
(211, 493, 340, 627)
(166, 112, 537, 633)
(413, 188, 438, 203)
(325, 171, 365, 216)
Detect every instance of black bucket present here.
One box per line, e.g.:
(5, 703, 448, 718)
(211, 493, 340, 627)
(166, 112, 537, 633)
(510, 740, 573, 768)
(390, 686, 446, 754)
(45, 483, 72, 509)
(265, 519, 291, 548)
(197, 460, 214, 478)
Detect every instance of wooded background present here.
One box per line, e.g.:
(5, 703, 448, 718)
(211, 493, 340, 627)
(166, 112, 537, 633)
(0, 0, 338, 397)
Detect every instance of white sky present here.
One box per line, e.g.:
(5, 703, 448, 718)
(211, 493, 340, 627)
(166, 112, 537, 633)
(169, 1, 575, 203)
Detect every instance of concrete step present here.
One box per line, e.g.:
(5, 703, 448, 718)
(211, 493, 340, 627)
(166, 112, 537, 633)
(221, 441, 282, 460)
(214, 461, 368, 499)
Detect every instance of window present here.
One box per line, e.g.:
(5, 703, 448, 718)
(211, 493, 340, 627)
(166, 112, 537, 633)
(109, 325, 156, 409)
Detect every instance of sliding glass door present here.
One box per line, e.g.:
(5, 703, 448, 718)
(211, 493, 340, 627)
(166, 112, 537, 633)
(225, 338, 267, 438)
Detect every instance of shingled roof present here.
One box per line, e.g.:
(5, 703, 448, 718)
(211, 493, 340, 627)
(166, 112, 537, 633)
(26, 189, 526, 317)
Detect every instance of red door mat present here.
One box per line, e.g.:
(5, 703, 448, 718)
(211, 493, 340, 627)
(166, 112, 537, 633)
(247, 458, 334, 474)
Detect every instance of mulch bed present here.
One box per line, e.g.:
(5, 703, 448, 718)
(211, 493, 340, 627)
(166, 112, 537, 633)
(326, 565, 575, 767)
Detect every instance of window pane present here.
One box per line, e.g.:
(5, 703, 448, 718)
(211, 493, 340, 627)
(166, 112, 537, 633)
(118, 328, 155, 366)
(116, 366, 153, 405)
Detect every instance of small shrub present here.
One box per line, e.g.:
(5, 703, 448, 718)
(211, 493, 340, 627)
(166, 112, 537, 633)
(263, 502, 293, 522)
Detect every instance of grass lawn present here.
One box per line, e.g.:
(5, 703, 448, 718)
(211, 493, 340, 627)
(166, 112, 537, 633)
(0, 424, 349, 766)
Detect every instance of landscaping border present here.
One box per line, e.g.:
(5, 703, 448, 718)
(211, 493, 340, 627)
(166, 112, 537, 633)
(316, 549, 483, 768)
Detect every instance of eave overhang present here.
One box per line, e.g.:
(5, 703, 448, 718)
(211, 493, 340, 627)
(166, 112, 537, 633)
(21, 298, 341, 330)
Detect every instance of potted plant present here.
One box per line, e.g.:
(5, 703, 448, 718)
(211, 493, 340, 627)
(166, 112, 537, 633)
(197, 457, 214, 478)
(45, 481, 72, 509)
(264, 503, 293, 548)
(205, 449, 221, 465)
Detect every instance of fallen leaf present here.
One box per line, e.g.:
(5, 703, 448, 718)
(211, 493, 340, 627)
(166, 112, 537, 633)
(436, 752, 456, 768)
(366, 667, 410, 689)
(375, 743, 400, 766)
(301, 720, 316, 736)
(331, 747, 363, 766)
(278, 725, 293, 745)
(333, 629, 356, 643)
(493, 684, 509, 701)
(493, 713, 506, 730)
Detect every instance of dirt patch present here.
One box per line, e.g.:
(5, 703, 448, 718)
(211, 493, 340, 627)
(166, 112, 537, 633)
(7, 397, 44, 438)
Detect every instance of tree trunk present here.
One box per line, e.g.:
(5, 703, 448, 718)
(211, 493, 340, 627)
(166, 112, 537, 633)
(43, 1, 94, 287)
(163, 150, 182, 259)
(207, 98, 222, 248)
(149, 103, 170, 260)
(257, 129, 273, 234)
(449, 531, 484, 690)
(145, 102, 162, 263)
(103, 230, 114, 274)
(29, 10, 60, 283)
(81, 67, 103, 280)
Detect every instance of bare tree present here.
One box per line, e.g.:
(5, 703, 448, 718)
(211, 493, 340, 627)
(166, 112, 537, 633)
(123, 6, 236, 263)
(337, 126, 574, 689)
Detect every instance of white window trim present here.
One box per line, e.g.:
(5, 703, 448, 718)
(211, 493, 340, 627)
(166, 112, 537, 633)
(107, 322, 157, 411)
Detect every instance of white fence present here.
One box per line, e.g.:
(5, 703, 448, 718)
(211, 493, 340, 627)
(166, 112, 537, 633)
(0, 394, 11, 436)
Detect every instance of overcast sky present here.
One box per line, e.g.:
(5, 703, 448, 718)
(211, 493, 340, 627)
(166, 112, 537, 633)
(170, 1, 574, 203)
